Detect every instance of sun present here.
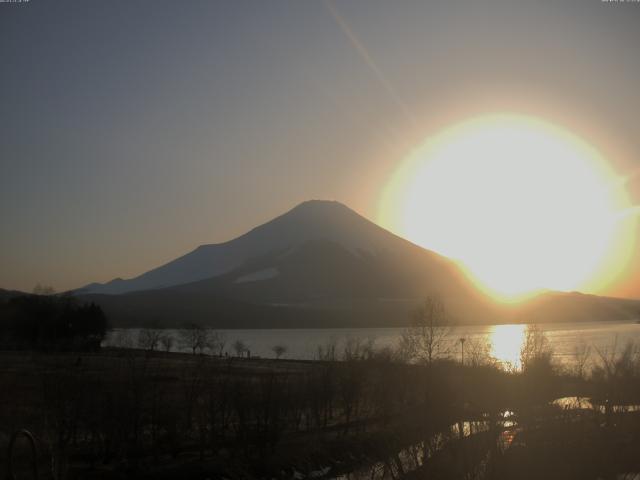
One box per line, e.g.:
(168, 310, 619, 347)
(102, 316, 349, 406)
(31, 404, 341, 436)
(379, 114, 636, 302)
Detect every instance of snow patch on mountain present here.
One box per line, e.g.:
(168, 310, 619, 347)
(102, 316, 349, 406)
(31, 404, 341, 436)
(234, 268, 280, 284)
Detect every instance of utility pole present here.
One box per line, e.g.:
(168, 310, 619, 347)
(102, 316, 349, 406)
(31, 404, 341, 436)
(460, 337, 466, 366)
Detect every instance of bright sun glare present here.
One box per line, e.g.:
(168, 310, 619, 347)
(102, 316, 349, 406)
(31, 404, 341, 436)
(379, 114, 636, 301)
(490, 324, 527, 369)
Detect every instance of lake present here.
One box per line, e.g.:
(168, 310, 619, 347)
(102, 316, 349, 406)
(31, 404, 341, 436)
(103, 320, 640, 369)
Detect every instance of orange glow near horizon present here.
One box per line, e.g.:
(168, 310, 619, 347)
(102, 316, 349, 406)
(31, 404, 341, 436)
(379, 114, 637, 302)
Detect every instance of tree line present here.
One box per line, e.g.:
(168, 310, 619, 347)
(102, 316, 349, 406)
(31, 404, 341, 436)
(0, 291, 108, 351)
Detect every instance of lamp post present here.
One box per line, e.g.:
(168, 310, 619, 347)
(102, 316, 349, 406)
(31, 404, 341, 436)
(460, 337, 466, 366)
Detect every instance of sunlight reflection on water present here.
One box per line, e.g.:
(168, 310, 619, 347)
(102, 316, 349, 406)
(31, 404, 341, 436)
(105, 321, 640, 367)
(489, 324, 527, 369)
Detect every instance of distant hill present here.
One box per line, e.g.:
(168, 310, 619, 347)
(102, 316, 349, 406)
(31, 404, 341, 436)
(0, 288, 26, 302)
(509, 291, 640, 324)
(75, 200, 640, 328)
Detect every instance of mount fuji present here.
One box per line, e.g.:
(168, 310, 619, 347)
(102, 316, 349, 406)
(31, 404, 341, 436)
(76, 200, 640, 327)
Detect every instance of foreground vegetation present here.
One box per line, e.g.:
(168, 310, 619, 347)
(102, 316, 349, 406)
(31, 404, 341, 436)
(2, 295, 640, 479)
(2, 329, 640, 479)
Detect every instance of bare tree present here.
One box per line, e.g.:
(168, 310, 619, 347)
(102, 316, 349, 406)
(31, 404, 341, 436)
(573, 339, 592, 379)
(208, 330, 227, 356)
(338, 355, 365, 433)
(160, 333, 174, 352)
(519, 324, 552, 372)
(465, 337, 494, 367)
(342, 337, 365, 361)
(317, 338, 337, 361)
(180, 324, 210, 355)
(113, 329, 135, 348)
(592, 339, 640, 421)
(233, 339, 246, 357)
(399, 297, 450, 364)
(272, 344, 287, 359)
(138, 329, 162, 352)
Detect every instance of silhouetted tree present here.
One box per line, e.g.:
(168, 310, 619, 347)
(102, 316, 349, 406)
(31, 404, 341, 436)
(233, 339, 246, 357)
(180, 324, 209, 355)
(207, 330, 226, 356)
(272, 344, 287, 359)
(160, 333, 174, 352)
(592, 339, 640, 422)
(573, 339, 592, 379)
(138, 329, 162, 352)
(520, 324, 553, 372)
(399, 296, 450, 364)
(316, 338, 337, 361)
(518, 324, 558, 409)
(465, 337, 494, 367)
(0, 293, 108, 350)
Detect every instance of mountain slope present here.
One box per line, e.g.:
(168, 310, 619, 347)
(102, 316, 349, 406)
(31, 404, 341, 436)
(174, 237, 480, 306)
(0, 288, 26, 303)
(76, 200, 640, 328)
(78, 200, 495, 326)
(79, 200, 469, 296)
(510, 291, 640, 324)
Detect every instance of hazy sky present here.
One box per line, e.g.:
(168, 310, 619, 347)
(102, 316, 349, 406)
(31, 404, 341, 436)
(1, 0, 640, 296)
